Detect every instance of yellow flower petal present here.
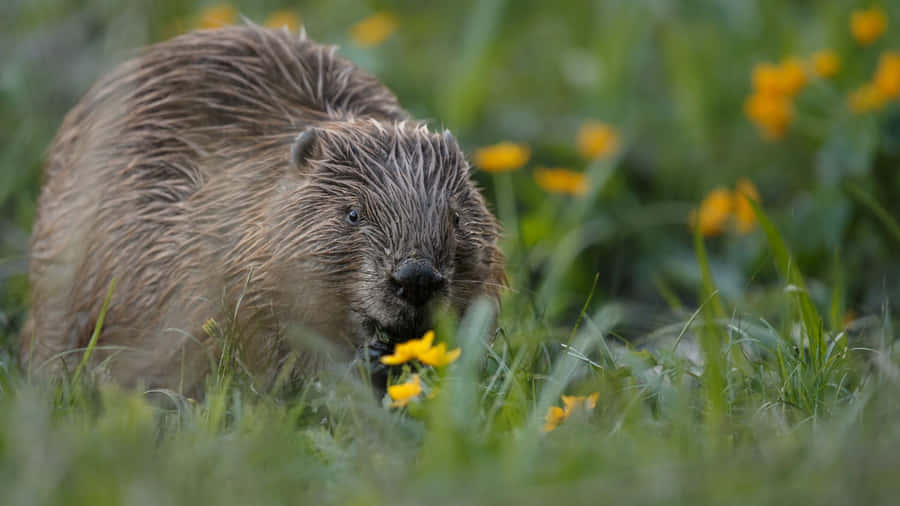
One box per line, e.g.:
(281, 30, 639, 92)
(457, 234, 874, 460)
(410, 330, 435, 355)
(543, 405, 568, 432)
(778, 58, 808, 96)
(196, 4, 237, 30)
(744, 91, 793, 140)
(851, 7, 888, 46)
(874, 51, 900, 101)
(693, 188, 733, 237)
(379, 351, 413, 366)
(473, 142, 530, 173)
(560, 395, 579, 413)
(812, 50, 841, 78)
(561, 393, 600, 414)
(751, 60, 807, 98)
(388, 374, 422, 407)
(380, 330, 435, 365)
(418, 343, 461, 367)
(752, 63, 785, 96)
(533, 168, 589, 196)
(350, 12, 397, 48)
(577, 121, 620, 160)
(733, 179, 760, 234)
(265, 10, 301, 32)
(545, 393, 598, 432)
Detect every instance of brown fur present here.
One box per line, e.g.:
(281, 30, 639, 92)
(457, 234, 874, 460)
(23, 25, 505, 393)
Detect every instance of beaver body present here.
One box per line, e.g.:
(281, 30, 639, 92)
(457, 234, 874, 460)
(23, 26, 504, 392)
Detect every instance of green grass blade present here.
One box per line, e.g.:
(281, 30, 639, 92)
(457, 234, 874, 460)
(829, 250, 845, 333)
(693, 225, 728, 429)
(71, 277, 117, 387)
(747, 197, 825, 372)
(566, 272, 599, 345)
(693, 225, 725, 320)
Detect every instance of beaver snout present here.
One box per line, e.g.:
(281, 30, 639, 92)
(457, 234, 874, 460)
(390, 259, 446, 307)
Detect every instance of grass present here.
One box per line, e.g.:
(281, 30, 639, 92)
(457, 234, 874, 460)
(0, 211, 895, 504)
(3, 1, 900, 504)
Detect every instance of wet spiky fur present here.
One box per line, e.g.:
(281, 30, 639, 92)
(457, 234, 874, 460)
(23, 25, 505, 393)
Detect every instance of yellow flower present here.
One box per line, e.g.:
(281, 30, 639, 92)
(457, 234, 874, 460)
(417, 343, 461, 367)
(693, 188, 733, 237)
(752, 63, 785, 96)
(690, 181, 762, 236)
(350, 12, 397, 48)
(851, 6, 888, 46)
(265, 10, 301, 32)
(543, 406, 567, 432)
(577, 121, 620, 160)
(388, 374, 422, 407)
(543, 392, 599, 432)
(473, 142, 530, 173)
(744, 92, 793, 140)
(778, 58, 808, 96)
(751, 60, 806, 97)
(812, 50, 841, 78)
(380, 330, 435, 365)
(746, 59, 805, 140)
(733, 178, 761, 234)
(561, 392, 599, 412)
(196, 4, 237, 29)
(380, 330, 460, 368)
(874, 51, 900, 100)
(533, 169, 589, 196)
(848, 83, 887, 114)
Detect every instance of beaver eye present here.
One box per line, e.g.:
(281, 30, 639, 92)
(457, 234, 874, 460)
(346, 208, 360, 225)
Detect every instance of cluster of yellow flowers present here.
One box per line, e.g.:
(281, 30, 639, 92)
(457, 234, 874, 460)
(690, 179, 760, 237)
(380, 331, 460, 408)
(746, 6, 898, 134)
(844, 6, 898, 114)
(381, 332, 604, 423)
(744, 57, 814, 140)
(472, 121, 620, 196)
(543, 392, 599, 432)
(190, 5, 396, 48)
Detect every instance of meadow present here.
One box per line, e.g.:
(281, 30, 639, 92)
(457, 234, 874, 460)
(2, 1, 900, 504)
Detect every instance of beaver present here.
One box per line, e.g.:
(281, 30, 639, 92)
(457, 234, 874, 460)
(22, 25, 505, 393)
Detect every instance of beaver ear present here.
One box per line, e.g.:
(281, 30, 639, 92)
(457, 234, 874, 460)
(290, 127, 320, 169)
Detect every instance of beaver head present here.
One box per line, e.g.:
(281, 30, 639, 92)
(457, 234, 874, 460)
(274, 119, 505, 346)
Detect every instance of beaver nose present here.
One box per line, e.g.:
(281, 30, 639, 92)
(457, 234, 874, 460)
(391, 260, 445, 306)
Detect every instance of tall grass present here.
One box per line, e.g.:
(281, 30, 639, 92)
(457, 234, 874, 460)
(2, 1, 900, 504)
